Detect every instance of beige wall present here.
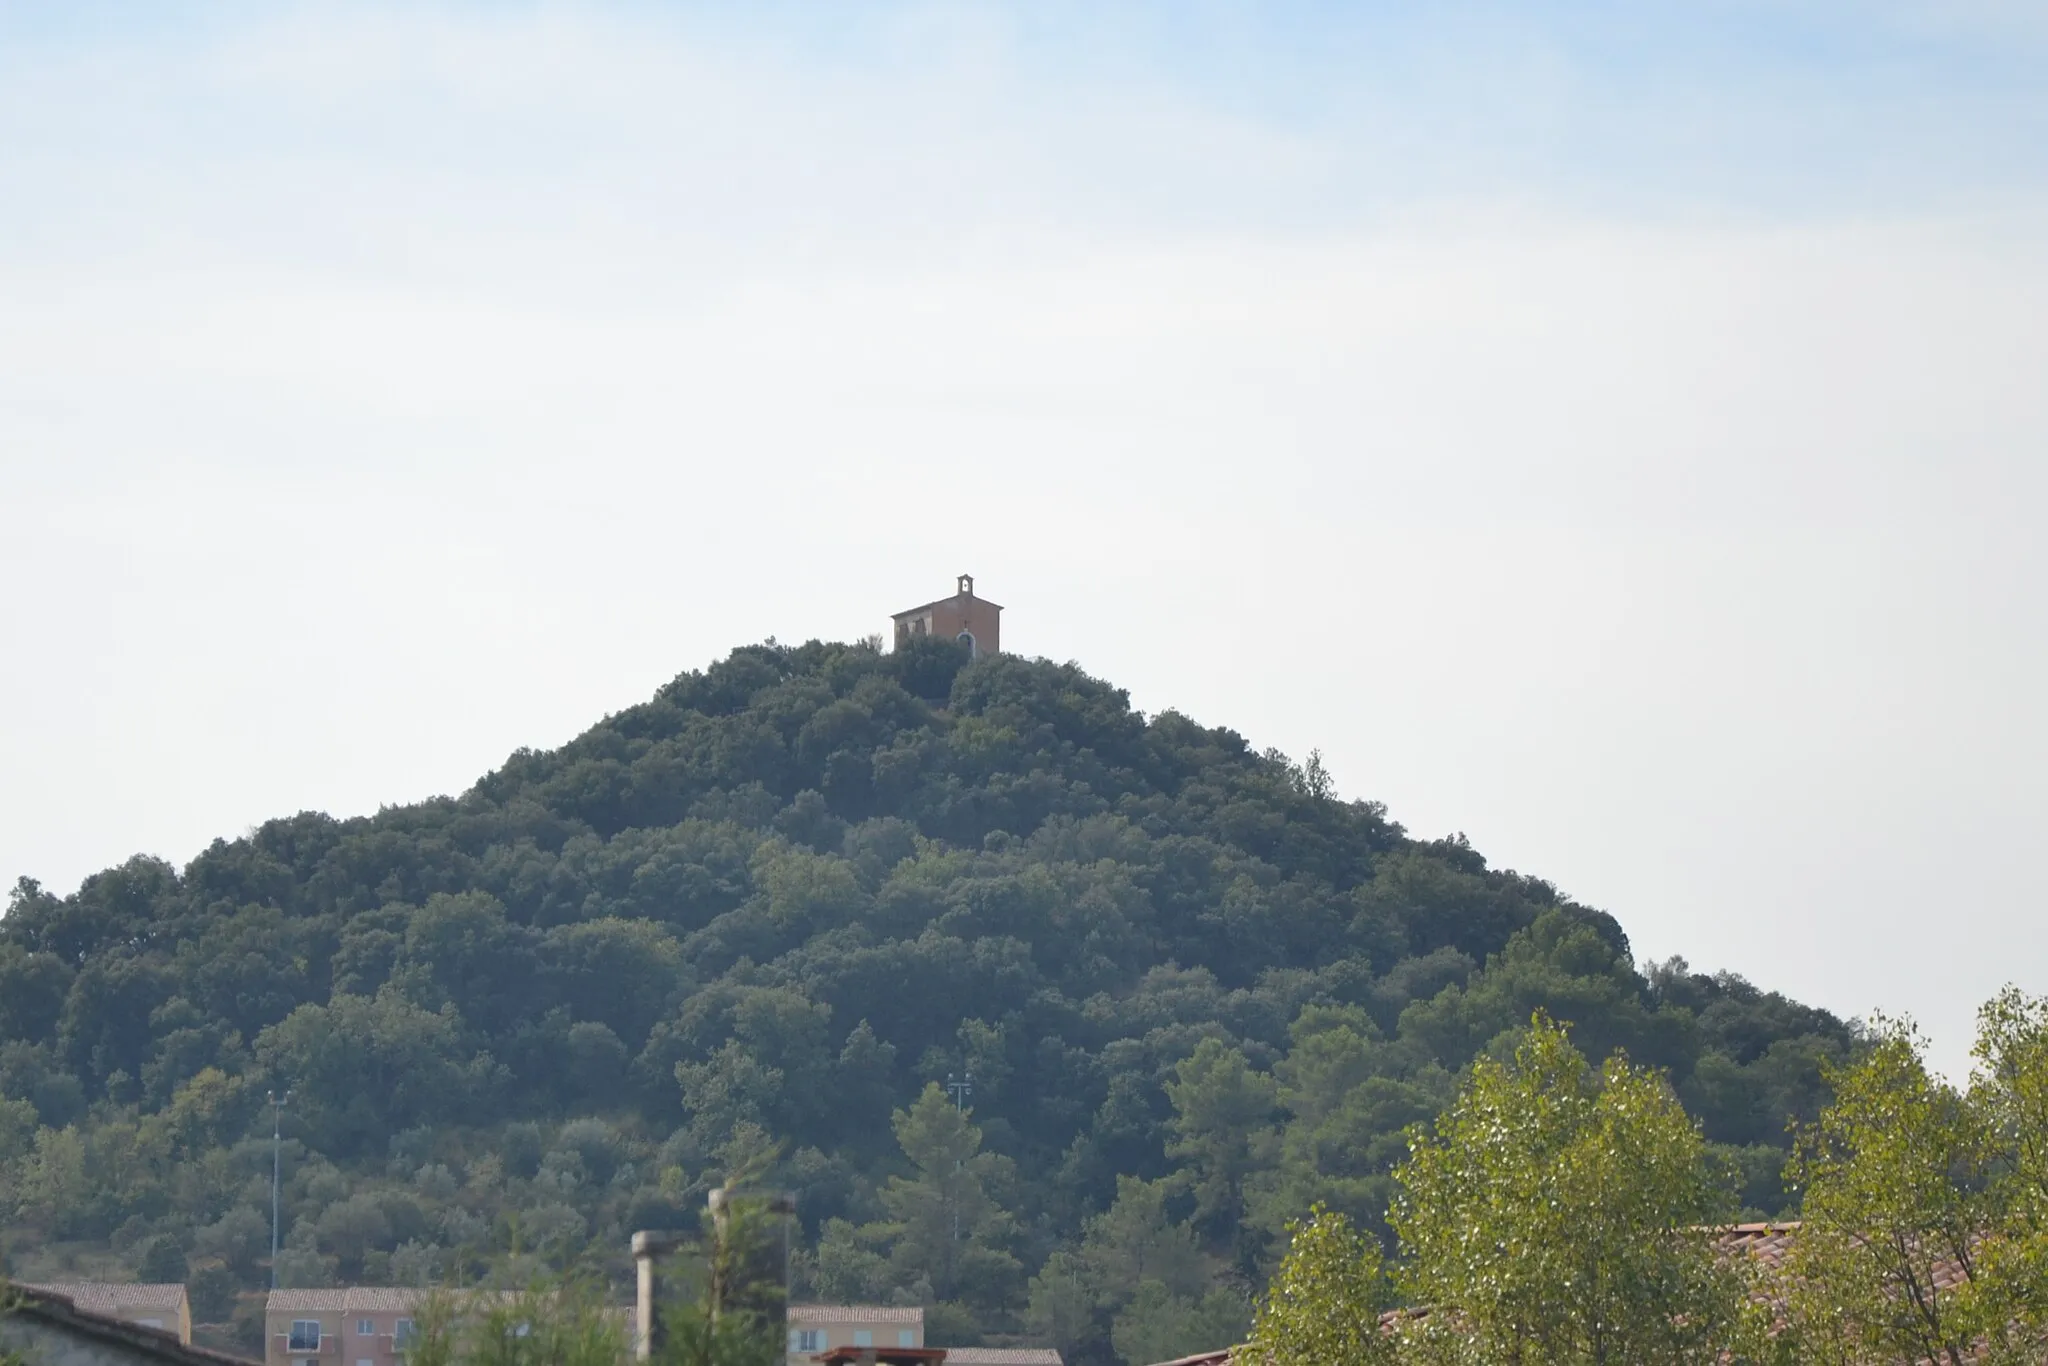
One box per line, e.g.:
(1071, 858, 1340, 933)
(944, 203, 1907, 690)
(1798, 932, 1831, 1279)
(785, 1318, 922, 1366)
(265, 1311, 415, 1366)
(893, 594, 1001, 657)
(924, 598, 999, 656)
(90, 1302, 190, 1347)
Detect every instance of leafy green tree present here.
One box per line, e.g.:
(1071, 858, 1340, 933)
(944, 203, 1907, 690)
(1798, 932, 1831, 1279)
(810, 1218, 892, 1304)
(1396, 910, 1683, 1073)
(1108, 1281, 1248, 1366)
(1781, 1003, 2048, 1365)
(1249, 1008, 1447, 1242)
(406, 1280, 631, 1366)
(1165, 1040, 1278, 1239)
(1080, 1175, 1206, 1302)
(396, 892, 540, 1036)
(1245, 1205, 1393, 1366)
(0, 940, 71, 1046)
(135, 1233, 190, 1284)
(1390, 1012, 1742, 1365)
(254, 988, 491, 1156)
(1974, 989, 2048, 1343)
(1024, 1250, 1098, 1361)
(875, 1084, 1021, 1311)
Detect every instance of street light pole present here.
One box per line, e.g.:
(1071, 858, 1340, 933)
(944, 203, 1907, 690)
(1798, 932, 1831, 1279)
(944, 1073, 973, 1243)
(268, 1090, 290, 1288)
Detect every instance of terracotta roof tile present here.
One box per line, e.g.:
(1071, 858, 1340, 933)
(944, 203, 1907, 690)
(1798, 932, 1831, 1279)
(789, 1306, 925, 1325)
(1710, 1220, 1800, 1269)
(24, 1284, 189, 1315)
(265, 1291, 353, 1314)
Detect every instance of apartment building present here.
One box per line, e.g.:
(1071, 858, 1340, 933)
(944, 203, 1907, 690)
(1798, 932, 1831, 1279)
(22, 1284, 193, 1345)
(264, 1289, 432, 1366)
(786, 1305, 923, 1366)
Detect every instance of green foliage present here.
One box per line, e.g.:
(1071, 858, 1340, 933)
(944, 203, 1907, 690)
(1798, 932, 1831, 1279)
(1108, 1280, 1248, 1366)
(1780, 997, 2048, 1365)
(1389, 1013, 1742, 1365)
(869, 1086, 1020, 1310)
(134, 1233, 189, 1284)
(1246, 1205, 1392, 1366)
(1166, 1041, 1279, 1242)
(0, 641, 1858, 1360)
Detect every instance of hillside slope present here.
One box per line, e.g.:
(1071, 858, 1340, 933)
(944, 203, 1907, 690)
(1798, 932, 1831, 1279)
(0, 639, 1852, 1361)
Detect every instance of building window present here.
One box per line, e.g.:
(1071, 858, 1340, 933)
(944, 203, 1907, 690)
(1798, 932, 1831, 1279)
(358, 1321, 376, 1338)
(853, 1332, 873, 1348)
(897, 1332, 915, 1348)
(791, 1330, 826, 1353)
(289, 1322, 323, 1352)
(394, 1319, 417, 1350)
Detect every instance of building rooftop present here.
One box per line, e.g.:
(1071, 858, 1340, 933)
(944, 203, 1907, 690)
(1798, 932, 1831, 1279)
(23, 1283, 189, 1315)
(941, 1350, 1063, 1366)
(788, 1306, 925, 1325)
(4, 1284, 254, 1366)
(265, 1288, 455, 1314)
(891, 575, 1002, 620)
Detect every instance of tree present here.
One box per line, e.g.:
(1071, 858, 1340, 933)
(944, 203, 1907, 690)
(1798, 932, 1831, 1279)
(874, 1085, 1021, 1311)
(1108, 1281, 1249, 1366)
(1781, 1003, 2048, 1365)
(1245, 1205, 1393, 1366)
(1164, 1040, 1279, 1240)
(1024, 1251, 1097, 1362)
(253, 988, 489, 1155)
(135, 1233, 190, 1284)
(1249, 1008, 1447, 1242)
(1389, 1012, 1742, 1366)
(1080, 1175, 1206, 1302)
(1975, 991, 2048, 1350)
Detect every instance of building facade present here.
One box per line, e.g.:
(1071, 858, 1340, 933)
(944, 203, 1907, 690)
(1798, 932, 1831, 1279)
(786, 1305, 923, 1366)
(263, 1289, 430, 1366)
(891, 577, 1001, 658)
(22, 1285, 192, 1346)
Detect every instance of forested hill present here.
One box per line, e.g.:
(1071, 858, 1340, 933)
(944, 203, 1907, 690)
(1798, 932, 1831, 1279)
(0, 638, 1852, 1362)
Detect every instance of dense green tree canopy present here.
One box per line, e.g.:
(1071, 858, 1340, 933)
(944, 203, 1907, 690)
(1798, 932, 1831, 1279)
(1389, 1013, 1745, 1365)
(0, 638, 1853, 1363)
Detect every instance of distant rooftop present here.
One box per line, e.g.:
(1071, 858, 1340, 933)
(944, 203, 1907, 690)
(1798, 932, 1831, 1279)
(23, 1283, 189, 1314)
(788, 1306, 924, 1325)
(265, 1289, 465, 1314)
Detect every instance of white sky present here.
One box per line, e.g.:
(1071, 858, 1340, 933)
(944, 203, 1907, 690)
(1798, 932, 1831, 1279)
(3, 2, 2045, 1076)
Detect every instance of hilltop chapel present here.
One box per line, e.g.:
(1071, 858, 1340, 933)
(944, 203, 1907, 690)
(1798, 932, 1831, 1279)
(892, 575, 1001, 657)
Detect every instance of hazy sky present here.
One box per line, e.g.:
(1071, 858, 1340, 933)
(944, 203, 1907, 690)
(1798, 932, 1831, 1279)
(4, 2, 2045, 1076)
